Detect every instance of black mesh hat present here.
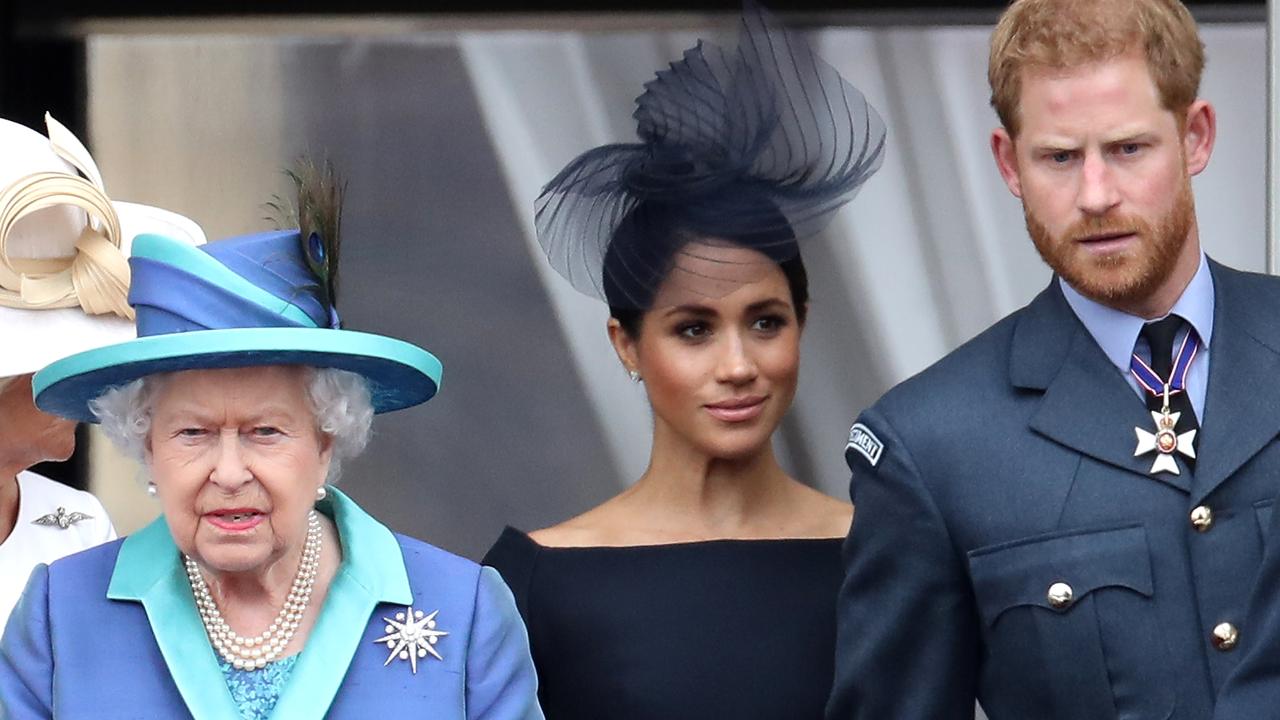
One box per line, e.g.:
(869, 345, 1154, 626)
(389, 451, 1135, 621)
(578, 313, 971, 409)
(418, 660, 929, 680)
(534, 2, 887, 308)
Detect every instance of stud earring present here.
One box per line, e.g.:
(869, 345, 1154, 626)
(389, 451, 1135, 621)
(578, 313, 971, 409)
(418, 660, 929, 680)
(146, 482, 157, 498)
(629, 370, 642, 383)
(315, 485, 328, 501)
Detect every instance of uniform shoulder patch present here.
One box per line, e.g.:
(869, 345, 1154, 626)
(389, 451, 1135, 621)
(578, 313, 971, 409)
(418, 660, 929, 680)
(846, 422, 883, 467)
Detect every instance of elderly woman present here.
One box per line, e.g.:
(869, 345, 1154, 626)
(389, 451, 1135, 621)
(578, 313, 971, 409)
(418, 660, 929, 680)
(0, 114, 206, 630)
(0, 169, 542, 719)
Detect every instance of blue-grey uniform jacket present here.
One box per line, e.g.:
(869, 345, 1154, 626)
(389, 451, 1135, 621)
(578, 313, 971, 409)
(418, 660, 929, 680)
(827, 261, 1280, 720)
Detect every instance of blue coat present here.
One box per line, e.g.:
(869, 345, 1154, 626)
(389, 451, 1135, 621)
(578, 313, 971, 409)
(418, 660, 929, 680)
(827, 261, 1280, 720)
(0, 488, 544, 720)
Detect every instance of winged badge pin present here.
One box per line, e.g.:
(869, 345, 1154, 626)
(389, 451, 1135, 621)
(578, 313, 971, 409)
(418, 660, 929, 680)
(32, 506, 93, 529)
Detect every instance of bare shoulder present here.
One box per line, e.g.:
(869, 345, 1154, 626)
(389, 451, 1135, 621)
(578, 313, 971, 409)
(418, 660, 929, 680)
(528, 499, 628, 548)
(527, 522, 601, 548)
(790, 482, 854, 538)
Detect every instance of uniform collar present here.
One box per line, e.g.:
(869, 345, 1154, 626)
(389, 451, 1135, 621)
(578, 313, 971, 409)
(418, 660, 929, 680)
(1060, 251, 1215, 373)
(106, 487, 411, 720)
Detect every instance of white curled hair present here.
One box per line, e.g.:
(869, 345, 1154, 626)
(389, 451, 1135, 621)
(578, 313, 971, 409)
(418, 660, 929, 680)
(89, 367, 374, 483)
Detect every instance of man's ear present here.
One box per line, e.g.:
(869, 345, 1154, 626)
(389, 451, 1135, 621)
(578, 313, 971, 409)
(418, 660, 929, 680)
(1182, 99, 1216, 176)
(991, 127, 1024, 198)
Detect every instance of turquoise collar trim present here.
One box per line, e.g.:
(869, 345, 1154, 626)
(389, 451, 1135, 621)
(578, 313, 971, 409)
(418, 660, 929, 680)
(317, 486, 411, 602)
(107, 517, 241, 720)
(108, 487, 411, 719)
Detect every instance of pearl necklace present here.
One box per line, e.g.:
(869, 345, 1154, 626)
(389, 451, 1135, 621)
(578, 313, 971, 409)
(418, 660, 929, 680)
(184, 510, 322, 671)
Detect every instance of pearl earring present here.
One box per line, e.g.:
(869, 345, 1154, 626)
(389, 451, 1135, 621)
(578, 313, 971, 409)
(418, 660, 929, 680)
(629, 370, 642, 383)
(146, 482, 157, 498)
(315, 485, 328, 501)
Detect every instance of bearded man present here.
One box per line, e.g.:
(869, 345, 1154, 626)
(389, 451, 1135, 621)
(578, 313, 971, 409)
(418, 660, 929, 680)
(826, 1, 1280, 718)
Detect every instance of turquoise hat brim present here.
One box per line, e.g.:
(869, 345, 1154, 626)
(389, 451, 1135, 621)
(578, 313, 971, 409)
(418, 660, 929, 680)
(33, 327, 442, 423)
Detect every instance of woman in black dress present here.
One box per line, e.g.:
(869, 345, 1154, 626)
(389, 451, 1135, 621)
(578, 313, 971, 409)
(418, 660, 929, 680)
(484, 7, 886, 718)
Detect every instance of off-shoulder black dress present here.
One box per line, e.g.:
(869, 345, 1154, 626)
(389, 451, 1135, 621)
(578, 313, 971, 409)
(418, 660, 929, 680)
(482, 527, 844, 719)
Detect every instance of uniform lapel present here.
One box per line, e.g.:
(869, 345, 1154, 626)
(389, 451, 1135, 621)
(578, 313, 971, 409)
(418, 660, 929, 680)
(1015, 282, 1192, 491)
(1191, 261, 1280, 503)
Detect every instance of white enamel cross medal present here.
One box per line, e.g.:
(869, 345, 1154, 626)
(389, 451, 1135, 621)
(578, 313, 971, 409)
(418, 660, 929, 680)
(1133, 386, 1196, 475)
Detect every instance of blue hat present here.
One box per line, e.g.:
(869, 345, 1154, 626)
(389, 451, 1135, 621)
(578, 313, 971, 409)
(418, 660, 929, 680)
(33, 229, 442, 422)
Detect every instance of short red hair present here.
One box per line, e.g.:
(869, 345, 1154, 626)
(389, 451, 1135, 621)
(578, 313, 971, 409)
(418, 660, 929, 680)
(989, 0, 1205, 136)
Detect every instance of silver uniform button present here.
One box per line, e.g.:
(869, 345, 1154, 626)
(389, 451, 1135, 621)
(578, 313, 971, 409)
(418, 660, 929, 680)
(1190, 505, 1214, 532)
(1047, 582, 1074, 610)
(1212, 622, 1239, 651)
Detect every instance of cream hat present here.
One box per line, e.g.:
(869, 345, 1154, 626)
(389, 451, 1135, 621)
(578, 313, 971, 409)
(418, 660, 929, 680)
(0, 113, 205, 379)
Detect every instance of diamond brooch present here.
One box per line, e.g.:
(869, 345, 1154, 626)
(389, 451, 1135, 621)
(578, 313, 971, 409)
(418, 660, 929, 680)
(375, 606, 449, 674)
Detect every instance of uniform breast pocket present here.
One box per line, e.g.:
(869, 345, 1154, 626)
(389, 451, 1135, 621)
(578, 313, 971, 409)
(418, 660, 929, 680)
(968, 523, 1174, 720)
(1255, 498, 1275, 547)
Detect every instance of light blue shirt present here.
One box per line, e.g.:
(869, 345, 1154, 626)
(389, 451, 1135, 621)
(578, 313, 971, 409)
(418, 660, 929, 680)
(1060, 252, 1214, 421)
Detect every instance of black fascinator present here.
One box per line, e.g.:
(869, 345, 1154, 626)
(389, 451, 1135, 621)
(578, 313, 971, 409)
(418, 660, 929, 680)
(535, 2, 887, 308)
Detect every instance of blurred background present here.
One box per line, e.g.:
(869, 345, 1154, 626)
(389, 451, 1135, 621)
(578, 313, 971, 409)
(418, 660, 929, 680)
(4, 0, 1266, 561)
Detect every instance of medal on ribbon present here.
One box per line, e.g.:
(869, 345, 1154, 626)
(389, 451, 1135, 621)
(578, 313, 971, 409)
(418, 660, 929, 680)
(1131, 329, 1198, 475)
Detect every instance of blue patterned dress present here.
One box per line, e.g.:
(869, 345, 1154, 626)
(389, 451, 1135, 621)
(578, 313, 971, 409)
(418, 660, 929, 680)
(220, 656, 299, 720)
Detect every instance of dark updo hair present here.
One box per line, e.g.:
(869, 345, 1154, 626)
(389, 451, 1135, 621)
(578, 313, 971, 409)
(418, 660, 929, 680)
(602, 197, 809, 337)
